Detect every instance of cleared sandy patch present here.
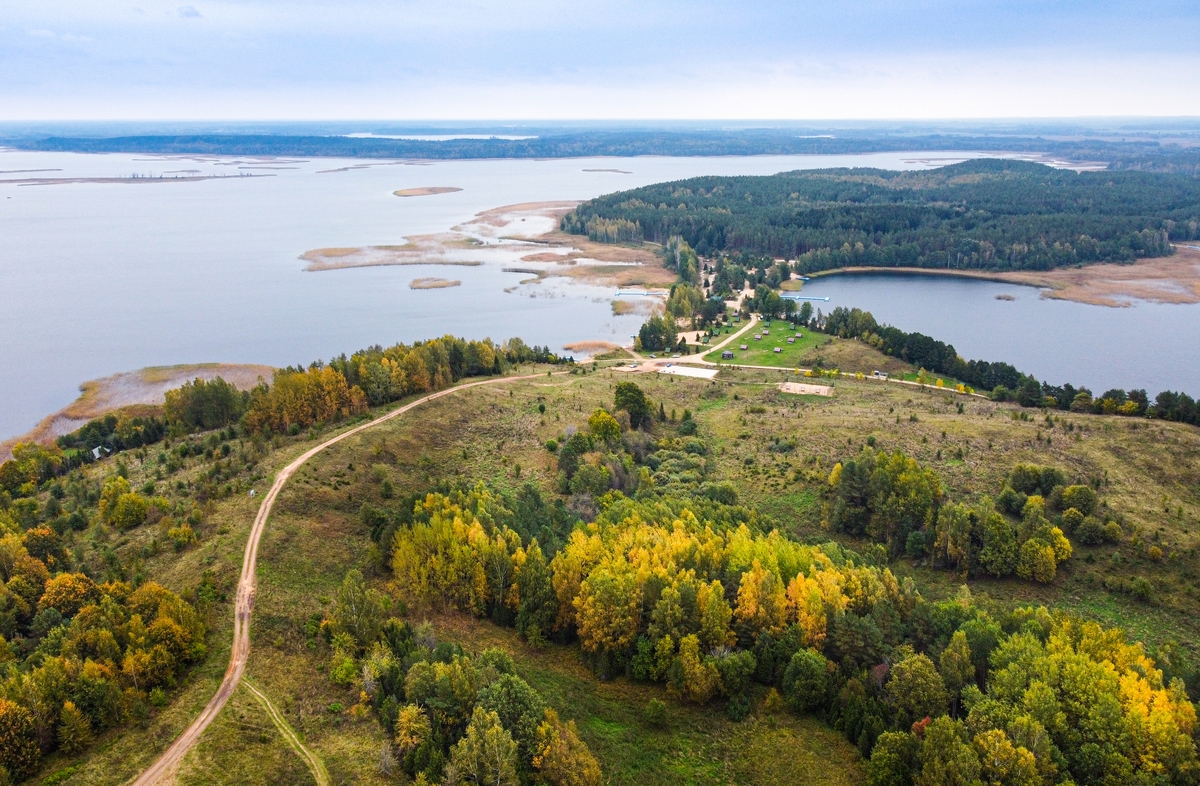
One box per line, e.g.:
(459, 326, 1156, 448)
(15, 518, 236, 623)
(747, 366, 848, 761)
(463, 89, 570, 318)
(394, 186, 463, 197)
(660, 366, 720, 379)
(410, 277, 461, 289)
(1, 363, 274, 460)
(780, 382, 835, 397)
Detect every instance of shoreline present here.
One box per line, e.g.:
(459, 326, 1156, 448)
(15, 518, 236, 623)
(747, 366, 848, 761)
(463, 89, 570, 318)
(299, 201, 675, 289)
(805, 249, 1200, 307)
(0, 363, 274, 461)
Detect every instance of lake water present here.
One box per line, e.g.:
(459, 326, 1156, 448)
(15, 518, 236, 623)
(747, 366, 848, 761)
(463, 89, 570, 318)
(0, 148, 991, 441)
(801, 273, 1200, 396)
(3, 150, 1197, 443)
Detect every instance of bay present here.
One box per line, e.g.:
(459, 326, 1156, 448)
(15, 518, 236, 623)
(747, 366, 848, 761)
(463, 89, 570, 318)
(800, 273, 1200, 396)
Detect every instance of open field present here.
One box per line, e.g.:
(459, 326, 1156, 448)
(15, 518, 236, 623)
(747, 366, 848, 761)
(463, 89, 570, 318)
(704, 325, 828, 367)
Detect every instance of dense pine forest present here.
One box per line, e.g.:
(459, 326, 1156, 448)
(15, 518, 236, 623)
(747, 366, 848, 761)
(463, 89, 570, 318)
(561, 159, 1200, 272)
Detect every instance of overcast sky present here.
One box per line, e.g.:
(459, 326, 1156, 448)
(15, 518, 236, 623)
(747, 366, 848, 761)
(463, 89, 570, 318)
(2, 0, 1199, 120)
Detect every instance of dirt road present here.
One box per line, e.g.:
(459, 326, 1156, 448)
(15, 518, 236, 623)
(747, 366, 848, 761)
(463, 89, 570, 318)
(128, 372, 547, 786)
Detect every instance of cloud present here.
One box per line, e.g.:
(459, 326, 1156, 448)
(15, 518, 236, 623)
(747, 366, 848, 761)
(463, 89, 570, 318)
(2, 1, 1199, 119)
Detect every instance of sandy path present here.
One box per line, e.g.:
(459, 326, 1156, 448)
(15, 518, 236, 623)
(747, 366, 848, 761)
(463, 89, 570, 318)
(243, 681, 330, 786)
(128, 372, 550, 786)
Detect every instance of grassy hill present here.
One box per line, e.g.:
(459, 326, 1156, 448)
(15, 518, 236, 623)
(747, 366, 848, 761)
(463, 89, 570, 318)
(16, 336, 1200, 785)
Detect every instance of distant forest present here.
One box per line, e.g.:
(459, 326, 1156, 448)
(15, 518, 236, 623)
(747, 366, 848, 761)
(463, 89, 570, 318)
(9, 130, 1200, 174)
(562, 159, 1200, 272)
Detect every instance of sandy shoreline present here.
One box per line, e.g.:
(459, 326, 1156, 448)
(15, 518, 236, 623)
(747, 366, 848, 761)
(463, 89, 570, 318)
(300, 200, 674, 289)
(0, 363, 274, 461)
(808, 247, 1200, 307)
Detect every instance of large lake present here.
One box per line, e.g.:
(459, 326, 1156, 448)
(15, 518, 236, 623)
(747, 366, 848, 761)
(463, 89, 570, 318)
(1, 149, 1197, 441)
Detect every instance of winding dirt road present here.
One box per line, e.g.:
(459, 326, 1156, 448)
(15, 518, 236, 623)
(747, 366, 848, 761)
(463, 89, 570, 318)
(129, 373, 546, 785)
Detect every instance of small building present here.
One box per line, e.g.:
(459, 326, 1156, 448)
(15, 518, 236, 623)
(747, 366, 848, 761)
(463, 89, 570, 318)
(722, 350, 734, 359)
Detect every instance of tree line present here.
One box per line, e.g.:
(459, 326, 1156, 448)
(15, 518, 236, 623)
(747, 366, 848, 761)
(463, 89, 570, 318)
(562, 159, 1200, 272)
(19, 131, 1200, 174)
(0, 336, 571, 499)
(821, 306, 1200, 425)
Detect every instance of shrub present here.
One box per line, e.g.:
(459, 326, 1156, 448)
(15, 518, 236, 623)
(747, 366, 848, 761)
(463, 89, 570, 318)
(1016, 541, 1057, 583)
(782, 649, 829, 713)
(643, 698, 667, 727)
(996, 486, 1027, 517)
(905, 531, 928, 558)
(1103, 521, 1123, 543)
(1075, 517, 1105, 546)
(1060, 507, 1085, 533)
(1131, 577, 1155, 603)
(726, 693, 752, 722)
(1061, 485, 1098, 516)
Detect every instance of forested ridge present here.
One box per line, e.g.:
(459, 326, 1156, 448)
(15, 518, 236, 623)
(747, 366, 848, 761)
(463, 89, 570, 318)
(11, 131, 1200, 174)
(562, 159, 1200, 272)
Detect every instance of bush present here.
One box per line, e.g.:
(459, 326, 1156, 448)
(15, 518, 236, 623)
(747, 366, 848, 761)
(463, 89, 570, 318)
(1076, 517, 1105, 546)
(1131, 576, 1155, 603)
(1059, 507, 1084, 534)
(782, 649, 829, 713)
(1103, 521, 1123, 544)
(1016, 540, 1057, 583)
(1061, 485, 1098, 516)
(726, 693, 752, 722)
(905, 530, 928, 558)
(996, 486, 1027, 517)
(643, 698, 667, 728)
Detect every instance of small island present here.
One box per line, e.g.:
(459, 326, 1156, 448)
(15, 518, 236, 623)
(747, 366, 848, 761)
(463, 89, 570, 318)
(393, 186, 463, 197)
(410, 276, 461, 289)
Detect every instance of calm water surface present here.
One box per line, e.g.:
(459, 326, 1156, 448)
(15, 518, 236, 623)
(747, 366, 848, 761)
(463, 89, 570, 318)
(0, 149, 984, 440)
(801, 273, 1200, 396)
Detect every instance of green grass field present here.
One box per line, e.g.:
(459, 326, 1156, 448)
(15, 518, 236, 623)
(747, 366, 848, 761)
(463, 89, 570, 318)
(704, 326, 828, 367)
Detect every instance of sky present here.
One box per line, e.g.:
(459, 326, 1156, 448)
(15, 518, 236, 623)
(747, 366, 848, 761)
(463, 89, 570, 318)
(2, 0, 1199, 120)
